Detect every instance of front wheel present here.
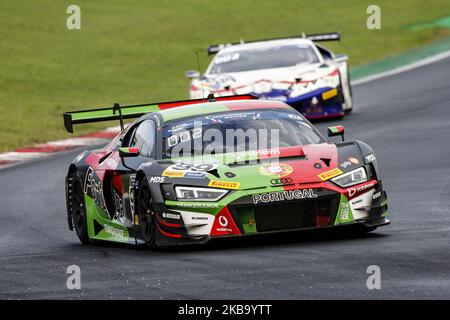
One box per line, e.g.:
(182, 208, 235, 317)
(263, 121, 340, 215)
(137, 179, 156, 247)
(70, 176, 90, 245)
(343, 69, 353, 114)
(341, 85, 353, 115)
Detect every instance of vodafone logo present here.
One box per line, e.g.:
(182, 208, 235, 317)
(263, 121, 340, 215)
(348, 182, 376, 197)
(210, 208, 241, 236)
(216, 215, 232, 233)
(219, 216, 228, 227)
(348, 188, 357, 197)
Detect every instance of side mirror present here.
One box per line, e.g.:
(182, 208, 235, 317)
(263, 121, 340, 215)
(334, 54, 348, 63)
(327, 125, 345, 141)
(185, 70, 200, 79)
(119, 147, 140, 158)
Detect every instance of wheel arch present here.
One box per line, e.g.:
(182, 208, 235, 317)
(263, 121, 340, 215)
(354, 140, 382, 180)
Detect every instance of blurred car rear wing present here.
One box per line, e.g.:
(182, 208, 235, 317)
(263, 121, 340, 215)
(63, 94, 257, 133)
(207, 32, 340, 55)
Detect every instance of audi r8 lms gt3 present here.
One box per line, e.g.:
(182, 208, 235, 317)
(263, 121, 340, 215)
(63, 95, 389, 248)
(186, 32, 353, 119)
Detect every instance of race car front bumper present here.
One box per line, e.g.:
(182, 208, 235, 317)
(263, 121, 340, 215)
(286, 86, 344, 119)
(251, 86, 344, 118)
(157, 181, 389, 246)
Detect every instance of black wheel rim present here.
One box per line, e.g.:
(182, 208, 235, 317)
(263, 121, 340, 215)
(138, 186, 153, 241)
(71, 180, 85, 233)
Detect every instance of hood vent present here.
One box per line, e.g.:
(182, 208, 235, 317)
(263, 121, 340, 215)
(320, 158, 331, 167)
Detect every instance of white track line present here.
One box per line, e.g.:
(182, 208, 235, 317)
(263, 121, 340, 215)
(0, 152, 49, 162)
(352, 50, 450, 86)
(45, 137, 111, 147)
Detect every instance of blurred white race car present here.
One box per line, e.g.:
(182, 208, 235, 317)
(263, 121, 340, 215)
(187, 32, 353, 119)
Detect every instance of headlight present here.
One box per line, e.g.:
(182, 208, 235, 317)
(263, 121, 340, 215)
(321, 75, 340, 87)
(331, 167, 367, 188)
(175, 186, 229, 202)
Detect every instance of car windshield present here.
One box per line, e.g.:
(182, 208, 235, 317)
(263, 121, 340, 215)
(162, 109, 324, 158)
(208, 44, 320, 74)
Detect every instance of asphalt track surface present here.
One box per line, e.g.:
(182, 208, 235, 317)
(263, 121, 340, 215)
(1, 57, 450, 300)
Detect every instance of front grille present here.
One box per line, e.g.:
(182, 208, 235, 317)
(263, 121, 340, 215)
(255, 201, 316, 232)
(231, 194, 340, 233)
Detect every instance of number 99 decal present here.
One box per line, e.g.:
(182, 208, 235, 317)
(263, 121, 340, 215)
(169, 162, 218, 172)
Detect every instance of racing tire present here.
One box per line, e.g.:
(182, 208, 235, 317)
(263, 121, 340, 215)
(343, 89, 353, 115)
(70, 175, 90, 245)
(344, 69, 353, 115)
(137, 179, 157, 248)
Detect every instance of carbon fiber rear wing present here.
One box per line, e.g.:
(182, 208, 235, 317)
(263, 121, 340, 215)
(63, 94, 257, 133)
(207, 32, 340, 55)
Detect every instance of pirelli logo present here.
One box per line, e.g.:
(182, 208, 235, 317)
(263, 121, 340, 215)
(162, 170, 185, 178)
(208, 180, 240, 190)
(318, 168, 343, 181)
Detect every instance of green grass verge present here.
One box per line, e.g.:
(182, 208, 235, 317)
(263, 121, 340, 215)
(1, 0, 449, 152)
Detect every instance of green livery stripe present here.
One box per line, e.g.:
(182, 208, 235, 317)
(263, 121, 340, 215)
(84, 195, 130, 243)
(381, 210, 390, 218)
(160, 104, 228, 122)
(334, 194, 354, 225)
(85, 194, 110, 222)
(165, 201, 224, 215)
(381, 194, 390, 218)
(171, 149, 264, 166)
